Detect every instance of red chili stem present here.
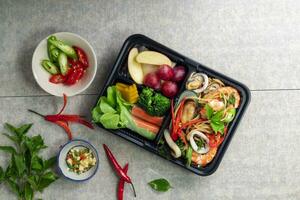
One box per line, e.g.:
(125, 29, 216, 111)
(103, 144, 136, 197)
(57, 93, 67, 115)
(118, 163, 129, 200)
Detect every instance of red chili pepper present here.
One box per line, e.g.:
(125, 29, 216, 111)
(53, 120, 73, 140)
(65, 67, 84, 85)
(118, 163, 129, 200)
(28, 94, 93, 140)
(103, 144, 136, 197)
(181, 118, 205, 128)
(45, 115, 94, 129)
(73, 46, 89, 69)
(58, 94, 67, 115)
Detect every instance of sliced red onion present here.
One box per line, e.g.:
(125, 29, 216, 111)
(164, 129, 182, 158)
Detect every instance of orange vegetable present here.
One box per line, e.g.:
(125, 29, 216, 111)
(131, 106, 163, 126)
(132, 116, 160, 134)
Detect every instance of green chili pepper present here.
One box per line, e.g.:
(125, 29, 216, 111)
(148, 178, 171, 192)
(58, 52, 69, 75)
(48, 36, 78, 59)
(50, 48, 60, 63)
(41, 60, 59, 75)
(47, 36, 57, 62)
(223, 108, 236, 123)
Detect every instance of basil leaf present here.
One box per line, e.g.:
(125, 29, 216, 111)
(0, 146, 17, 154)
(13, 154, 26, 176)
(38, 172, 58, 192)
(2, 133, 20, 143)
(211, 121, 225, 134)
(205, 104, 213, 119)
(17, 124, 33, 136)
(43, 156, 57, 170)
(24, 182, 33, 200)
(25, 135, 46, 153)
(27, 175, 39, 190)
(148, 178, 171, 192)
(0, 166, 5, 183)
(7, 179, 20, 196)
(31, 155, 43, 171)
(211, 110, 224, 123)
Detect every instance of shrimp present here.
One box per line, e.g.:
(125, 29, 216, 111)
(191, 147, 217, 167)
(203, 86, 240, 108)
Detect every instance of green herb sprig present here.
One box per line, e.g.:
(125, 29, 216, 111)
(0, 123, 58, 200)
(148, 178, 171, 192)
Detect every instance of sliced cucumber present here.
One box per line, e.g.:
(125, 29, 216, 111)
(41, 60, 59, 75)
(48, 36, 78, 59)
(58, 52, 69, 75)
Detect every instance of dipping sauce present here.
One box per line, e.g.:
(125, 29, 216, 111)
(66, 146, 97, 174)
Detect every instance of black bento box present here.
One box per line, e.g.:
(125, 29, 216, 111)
(94, 34, 250, 176)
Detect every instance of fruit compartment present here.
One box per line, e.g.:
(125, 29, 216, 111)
(94, 34, 250, 176)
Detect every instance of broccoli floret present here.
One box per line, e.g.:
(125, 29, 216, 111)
(138, 87, 170, 116)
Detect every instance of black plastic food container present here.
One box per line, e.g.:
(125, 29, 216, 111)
(94, 34, 251, 176)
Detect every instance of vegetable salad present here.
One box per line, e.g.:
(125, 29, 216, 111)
(66, 146, 97, 174)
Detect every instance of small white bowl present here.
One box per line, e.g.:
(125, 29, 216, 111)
(58, 139, 99, 182)
(32, 32, 97, 96)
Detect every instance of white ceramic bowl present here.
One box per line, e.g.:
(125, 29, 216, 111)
(32, 32, 97, 96)
(58, 139, 99, 182)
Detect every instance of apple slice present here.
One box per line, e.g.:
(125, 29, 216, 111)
(128, 48, 144, 84)
(142, 64, 158, 76)
(136, 51, 172, 66)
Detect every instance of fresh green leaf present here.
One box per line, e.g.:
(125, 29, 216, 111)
(148, 178, 171, 192)
(91, 106, 103, 122)
(24, 182, 33, 200)
(31, 155, 43, 171)
(43, 156, 57, 170)
(211, 110, 224, 123)
(6, 179, 20, 196)
(211, 121, 225, 134)
(0, 166, 5, 183)
(106, 86, 116, 108)
(205, 104, 214, 119)
(5, 157, 18, 179)
(99, 97, 117, 114)
(99, 113, 120, 129)
(25, 135, 47, 153)
(0, 146, 17, 154)
(38, 172, 58, 192)
(13, 154, 26, 176)
(27, 175, 39, 190)
(2, 133, 19, 143)
(17, 124, 33, 136)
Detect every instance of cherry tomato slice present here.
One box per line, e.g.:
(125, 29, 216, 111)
(73, 46, 89, 69)
(49, 74, 66, 84)
(65, 67, 84, 85)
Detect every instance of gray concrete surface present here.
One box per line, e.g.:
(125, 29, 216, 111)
(0, 0, 299, 199)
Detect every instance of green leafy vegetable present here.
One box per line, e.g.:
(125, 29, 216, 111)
(148, 178, 171, 192)
(185, 146, 193, 167)
(205, 104, 214, 119)
(138, 87, 170, 116)
(205, 105, 225, 134)
(0, 123, 58, 200)
(92, 86, 156, 140)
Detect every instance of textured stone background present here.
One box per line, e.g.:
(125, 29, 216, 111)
(0, 0, 299, 199)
